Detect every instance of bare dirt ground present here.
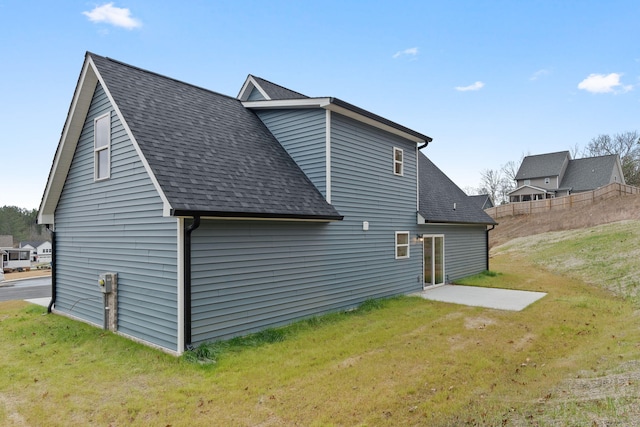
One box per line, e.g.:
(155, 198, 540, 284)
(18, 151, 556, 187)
(489, 192, 640, 249)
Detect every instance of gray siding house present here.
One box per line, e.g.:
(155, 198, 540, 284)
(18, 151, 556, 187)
(38, 53, 496, 354)
(509, 151, 625, 202)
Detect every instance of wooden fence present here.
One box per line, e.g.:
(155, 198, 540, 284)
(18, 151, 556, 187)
(486, 182, 640, 219)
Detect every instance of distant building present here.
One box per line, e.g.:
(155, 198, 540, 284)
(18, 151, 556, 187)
(19, 241, 53, 264)
(508, 151, 625, 203)
(469, 194, 494, 210)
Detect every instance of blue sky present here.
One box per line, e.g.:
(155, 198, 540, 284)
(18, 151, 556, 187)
(1, 1, 639, 209)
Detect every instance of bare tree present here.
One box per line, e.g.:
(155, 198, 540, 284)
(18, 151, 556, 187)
(479, 168, 504, 205)
(583, 131, 640, 186)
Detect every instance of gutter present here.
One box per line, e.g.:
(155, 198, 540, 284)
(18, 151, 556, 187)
(184, 216, 201, 350)
(486, 224, 496, 271)
(47, 226, 56, 313)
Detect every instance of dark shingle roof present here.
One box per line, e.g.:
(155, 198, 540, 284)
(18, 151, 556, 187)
(89, 53, 341, 220)
(515, 151, 570, 180)
(560, 155, 619, 192)
(418, 154, 496, 225)
(468, 194, 494, 210)
(250, 75, 309, 100)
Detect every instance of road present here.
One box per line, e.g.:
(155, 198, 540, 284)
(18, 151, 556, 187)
(0, 277, 51, 302)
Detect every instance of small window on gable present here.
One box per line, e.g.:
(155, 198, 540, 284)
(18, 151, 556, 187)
(395, 231, 410, 259)
(524, 179, 531, 186)
(393, 147, 403, 176)
(94, 112, 111, 181)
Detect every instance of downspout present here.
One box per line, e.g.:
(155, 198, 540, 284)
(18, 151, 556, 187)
(184, 216, 201, 350)
(47, 226, 56, 314)
(418, 140, 430, 151)
(486, 224, 496, 271)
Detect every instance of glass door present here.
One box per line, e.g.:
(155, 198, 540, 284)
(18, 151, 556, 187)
(423, 235, 444, 288)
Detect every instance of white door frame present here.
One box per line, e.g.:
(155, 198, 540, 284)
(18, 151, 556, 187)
(423, 234, 445, 289)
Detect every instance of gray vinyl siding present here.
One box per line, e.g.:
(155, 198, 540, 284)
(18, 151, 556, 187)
(54, 83, 179, 351)
(419, 224, 487, 282)
(255, 109, 327, 196)
(190, 112, 423, 344)
(247, 87, 266, 101)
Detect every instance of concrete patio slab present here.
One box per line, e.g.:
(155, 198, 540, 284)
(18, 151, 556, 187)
(414, 285, 546, 311)
(25, 297, 51, 307)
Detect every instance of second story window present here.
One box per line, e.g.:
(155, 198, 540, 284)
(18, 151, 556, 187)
(94, 112, 111, 181)
(393, 147, 403, 176)
(524, 179, 531, 186)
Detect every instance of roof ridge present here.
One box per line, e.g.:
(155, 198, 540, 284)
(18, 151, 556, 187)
(87, 51, 240, 103)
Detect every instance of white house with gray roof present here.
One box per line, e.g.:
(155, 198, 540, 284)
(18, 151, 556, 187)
(508, 151, 625, 202)
(38, 52, 495, 354)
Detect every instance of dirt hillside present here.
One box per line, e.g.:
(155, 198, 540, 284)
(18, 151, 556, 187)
(489, 193, 640, 248)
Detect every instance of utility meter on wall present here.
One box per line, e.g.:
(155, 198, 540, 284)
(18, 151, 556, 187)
(98, 273, 117, 293)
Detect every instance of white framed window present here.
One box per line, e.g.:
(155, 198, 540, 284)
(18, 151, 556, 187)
(393, 147, 403, 176)
(395, 231, 410, 259)
(94, 112, 111, 181)
(524, 179, 531, 185)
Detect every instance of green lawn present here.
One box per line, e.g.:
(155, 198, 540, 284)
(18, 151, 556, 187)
(2, 221, 640, 426)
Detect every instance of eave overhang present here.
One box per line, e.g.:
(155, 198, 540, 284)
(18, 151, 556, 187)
(242, 97, 432, 144)
(170, 209, 343, 222)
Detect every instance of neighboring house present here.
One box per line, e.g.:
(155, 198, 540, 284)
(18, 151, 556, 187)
(1, 248, 31, 272)
(19, 241, 52, 263)
(38, 52, 496, 355)
(508, 151, 625, 202)
(469, 194, 494, 210)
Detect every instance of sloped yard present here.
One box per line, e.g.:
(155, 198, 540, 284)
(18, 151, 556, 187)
(1, 221, 639, 425)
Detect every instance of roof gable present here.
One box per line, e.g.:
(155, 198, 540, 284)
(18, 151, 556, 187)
(418, 153, 496, 225)
(515, 151, 570, 180)
(40, 53, 342, 223)
(560, 155, 622, 191)
(237, 75, 309, 101)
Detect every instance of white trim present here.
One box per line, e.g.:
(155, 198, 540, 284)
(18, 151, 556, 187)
(325, 110, 332, 203)
(93, 112, 111, 181)
(395, 231, 410, 259)
(38, 59, 98, 226)
(176, 217, 184, 354)
(237, 75, 271, 101)
(393, 147, 404, 176)
(325, 103, 426, 143)
(422, 234, 445, 288)
(89, 57, 174, 216)
(243, 98, 428, 143)
(242, 98, 331, 109)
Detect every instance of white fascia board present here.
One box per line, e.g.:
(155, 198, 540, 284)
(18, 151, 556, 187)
(324, 103, 425, 143)
(237, 75, 271, 101)
(242, 97, 331, 109)
(38, 58, 98, 226)
(244, 98, 426, 144)
(91, 58, 174, 217)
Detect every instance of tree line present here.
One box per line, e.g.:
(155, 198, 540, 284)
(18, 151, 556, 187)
(0, 206, 50, 246)
(475, 131, 640, 205)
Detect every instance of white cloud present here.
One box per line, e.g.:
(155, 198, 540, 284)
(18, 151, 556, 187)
(577, 73, 632, 94)
(83, 3, 142, 29)
(392, 47, 418, 59)
(455, 81, 485, 92)
(530, 69, 550, 81)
